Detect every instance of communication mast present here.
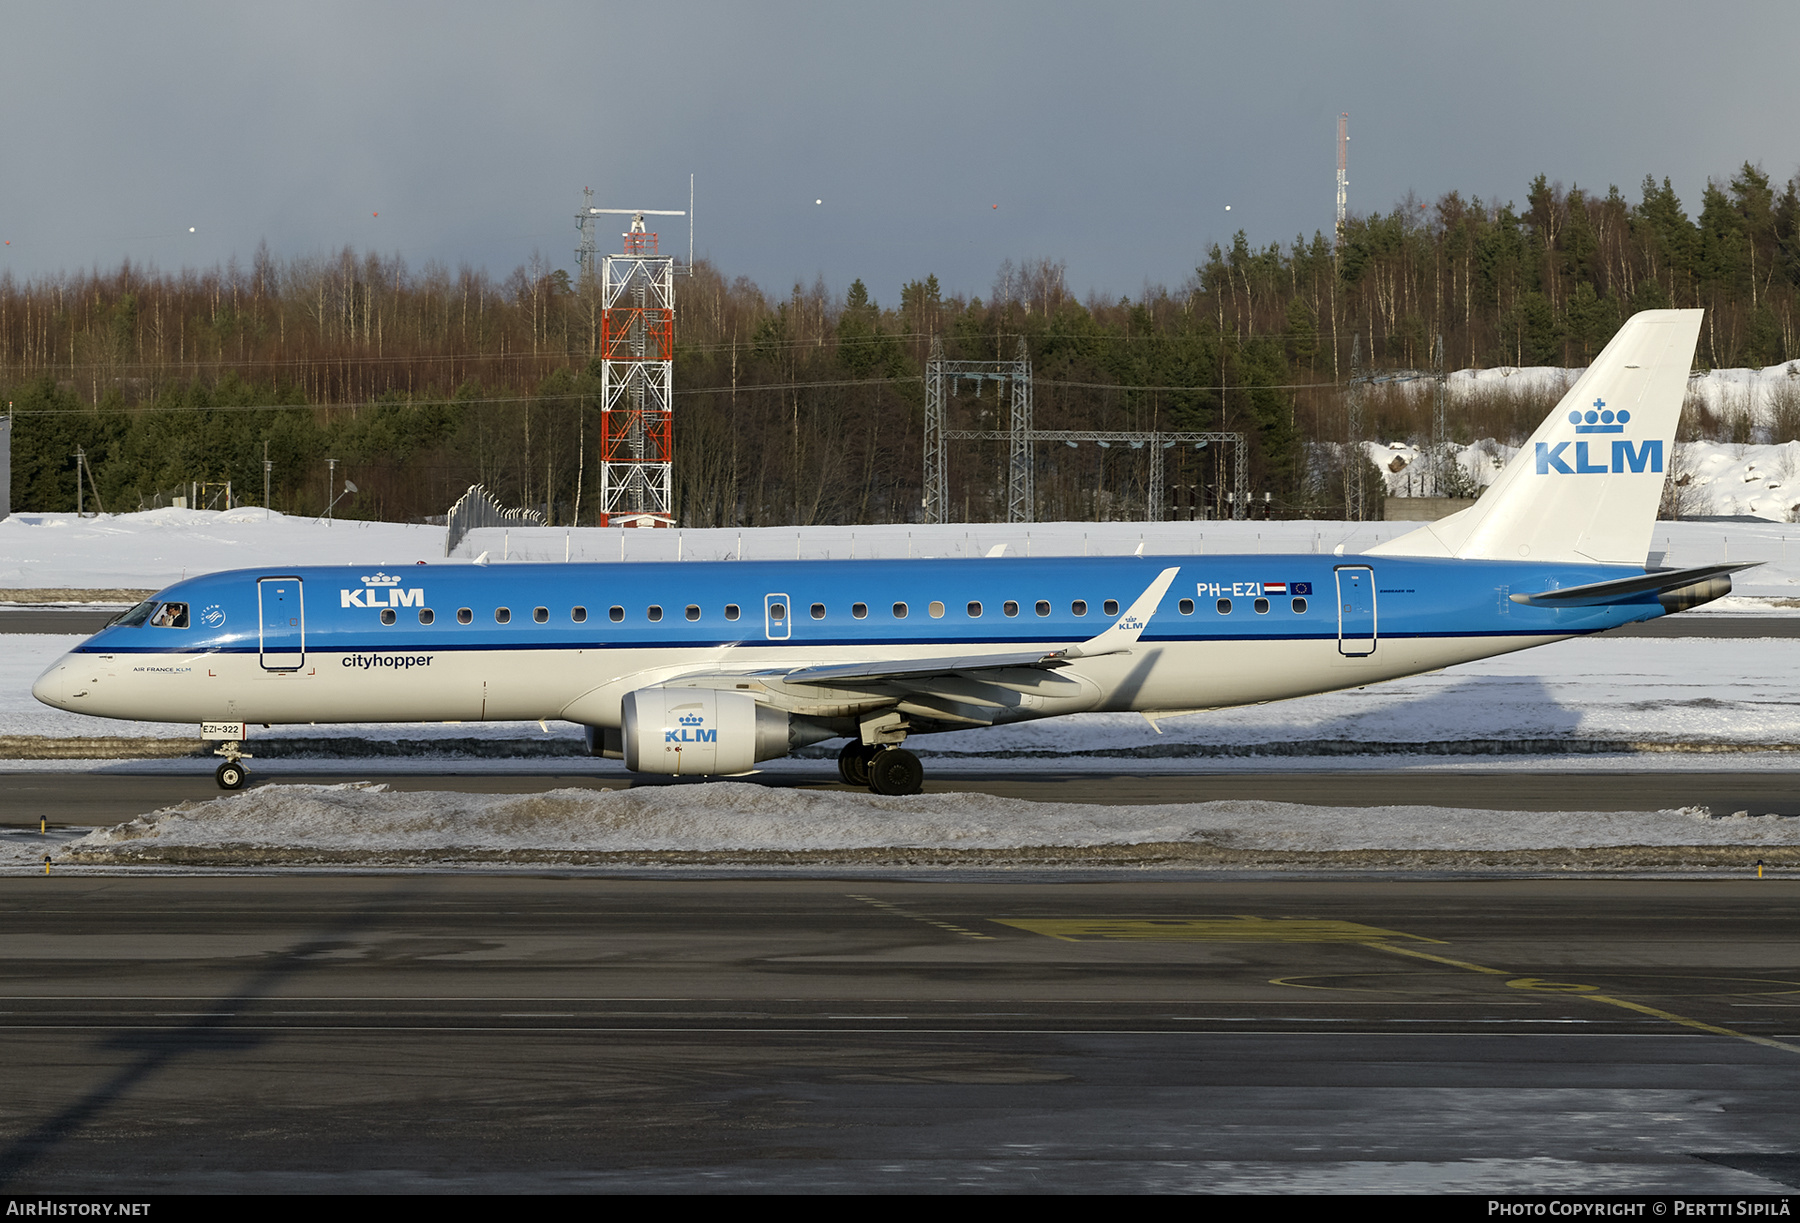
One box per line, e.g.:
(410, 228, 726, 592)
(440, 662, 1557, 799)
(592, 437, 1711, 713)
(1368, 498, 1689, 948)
(588, 203, 686, 527)
(1336, 112, 1349, 240)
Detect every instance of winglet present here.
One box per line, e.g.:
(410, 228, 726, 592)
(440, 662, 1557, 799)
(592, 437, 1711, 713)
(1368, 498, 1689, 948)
(1054, 567, 1180, 660)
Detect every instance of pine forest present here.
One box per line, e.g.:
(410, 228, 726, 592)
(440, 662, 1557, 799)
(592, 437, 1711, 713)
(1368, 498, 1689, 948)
(4, 166, 1799, 525)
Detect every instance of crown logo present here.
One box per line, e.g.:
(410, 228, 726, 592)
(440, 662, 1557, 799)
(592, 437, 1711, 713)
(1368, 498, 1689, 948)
(361, 572, 403, 587)
(678, 714, 706, 726)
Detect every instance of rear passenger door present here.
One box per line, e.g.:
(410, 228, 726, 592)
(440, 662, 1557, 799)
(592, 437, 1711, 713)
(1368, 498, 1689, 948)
(1334, 566, 1376, 657)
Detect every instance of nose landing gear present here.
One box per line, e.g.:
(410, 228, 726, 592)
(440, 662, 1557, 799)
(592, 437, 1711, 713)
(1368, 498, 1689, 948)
(213, 740, 252, 790)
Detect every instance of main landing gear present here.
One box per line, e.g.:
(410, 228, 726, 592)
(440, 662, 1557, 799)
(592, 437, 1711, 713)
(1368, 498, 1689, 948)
(837, 742, 924, 796)
(213, 741, 252, 791)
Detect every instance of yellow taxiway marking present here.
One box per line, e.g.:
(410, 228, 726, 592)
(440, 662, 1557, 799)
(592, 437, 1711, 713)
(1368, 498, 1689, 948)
(846, 895, 996, 941)
(994, 915, 1800, 1057)
(991, 917, 1439, 944)
(1366, 940, 1800, 1055)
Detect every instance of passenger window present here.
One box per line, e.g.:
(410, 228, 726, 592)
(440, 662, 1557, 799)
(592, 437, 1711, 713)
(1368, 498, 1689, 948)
(1179, 598, 1194, 615)
(609, 605, 624, 622)
(928, 601, 945, 619)
(966, 601, 982, 618)
(686, 605, 701, 621)
(419, 609, 435, 625)
(1292, 596, 1308, 614)
(768, 602, 785, 621)
(495, 607, 511, 624)
(892, 602, 908, 619)
(1003, 601, 1019, 617)
(1103, 599, 1119, 616)
(1254, 598, 1270, 614)
(533, 606, 549, 623)
(381, 609, 396, 625)
(1071, 600, 1087, 616)
(457, 608, 472, 624)
(1217, 598, 1232, 614)
(724, 604, 740, 621)
(647, 605, 663, 622)
(1035, 600, 1050, 617)
(852, 603, 868, 619)
(571, 607, 587, 623)
(810, 603, 826, 619)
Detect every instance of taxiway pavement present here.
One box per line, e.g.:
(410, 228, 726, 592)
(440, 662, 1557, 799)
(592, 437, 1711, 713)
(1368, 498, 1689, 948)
(0, 875, 1794, 1192)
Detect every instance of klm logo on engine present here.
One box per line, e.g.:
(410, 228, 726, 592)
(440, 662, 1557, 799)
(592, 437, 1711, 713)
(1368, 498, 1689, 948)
(1535, 399, 1662, 475)
(341, 571, 424, 608)
(666, 712, 717, 744)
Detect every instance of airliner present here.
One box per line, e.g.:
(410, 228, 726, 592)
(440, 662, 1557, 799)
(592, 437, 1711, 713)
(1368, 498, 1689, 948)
(34, 309, 1739, 794)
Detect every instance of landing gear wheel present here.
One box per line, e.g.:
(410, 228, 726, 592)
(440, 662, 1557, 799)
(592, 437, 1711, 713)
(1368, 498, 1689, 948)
(837, 742, 878, 787)
(215, 760, 247, 791)
(866, 747, 924, 796)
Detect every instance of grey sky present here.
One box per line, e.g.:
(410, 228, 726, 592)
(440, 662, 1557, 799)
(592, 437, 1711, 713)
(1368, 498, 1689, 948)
(2, 1, 1796, 306)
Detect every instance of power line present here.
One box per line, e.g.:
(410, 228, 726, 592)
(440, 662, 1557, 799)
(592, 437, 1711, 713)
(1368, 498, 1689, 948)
(2, 371, 1366, 417)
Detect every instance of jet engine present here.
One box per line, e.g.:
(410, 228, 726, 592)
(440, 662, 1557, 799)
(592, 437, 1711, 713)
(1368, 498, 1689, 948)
(606, 687, 835, 775)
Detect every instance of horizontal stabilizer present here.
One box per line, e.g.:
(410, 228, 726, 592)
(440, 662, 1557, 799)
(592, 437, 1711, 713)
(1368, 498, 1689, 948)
(1508, 562, 1758, 607)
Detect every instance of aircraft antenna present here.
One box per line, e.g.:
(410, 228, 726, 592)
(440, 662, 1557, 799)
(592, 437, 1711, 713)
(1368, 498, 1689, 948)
(1336, 112, 1349, 240)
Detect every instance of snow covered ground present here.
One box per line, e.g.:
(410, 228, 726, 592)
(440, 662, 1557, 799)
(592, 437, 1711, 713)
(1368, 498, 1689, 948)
(11, 780, 1793, 871)
(7, 508, 1800, 599)
(0, 507, 441, 591)
(1392, 360, 1800, 417)
(1372, 436, 1800, 524)
(1376, 358, 1800, 520)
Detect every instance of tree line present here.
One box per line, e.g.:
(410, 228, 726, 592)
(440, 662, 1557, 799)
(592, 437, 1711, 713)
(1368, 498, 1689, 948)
(4, 163, 1797, 524)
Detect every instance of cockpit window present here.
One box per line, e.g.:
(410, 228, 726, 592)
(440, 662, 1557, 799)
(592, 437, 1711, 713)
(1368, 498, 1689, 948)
(110, 599, 158, 628)
(149, 602, 190, 629)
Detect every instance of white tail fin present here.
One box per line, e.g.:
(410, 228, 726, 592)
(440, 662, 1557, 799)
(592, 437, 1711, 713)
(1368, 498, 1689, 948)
(1369, 309, 1702, 565)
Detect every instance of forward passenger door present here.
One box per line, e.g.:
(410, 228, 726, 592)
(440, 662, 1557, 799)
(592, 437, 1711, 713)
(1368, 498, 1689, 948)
(258, 576, 305, 670)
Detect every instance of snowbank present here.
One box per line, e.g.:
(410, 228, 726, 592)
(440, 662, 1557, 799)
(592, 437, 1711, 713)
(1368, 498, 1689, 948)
(0, 507, 441, 590)
(42, 781, 1800, 868)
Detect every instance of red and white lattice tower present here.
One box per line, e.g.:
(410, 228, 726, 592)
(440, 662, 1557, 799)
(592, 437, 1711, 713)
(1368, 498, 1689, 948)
(592, 207, 684, 526)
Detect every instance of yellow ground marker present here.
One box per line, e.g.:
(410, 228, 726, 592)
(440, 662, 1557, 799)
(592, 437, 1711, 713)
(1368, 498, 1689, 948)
(1366, 940, 1800, 1056)
(995, 914, 1800, 1057)
(992, 917, 1440, 944)
(846, 894, 996, 941)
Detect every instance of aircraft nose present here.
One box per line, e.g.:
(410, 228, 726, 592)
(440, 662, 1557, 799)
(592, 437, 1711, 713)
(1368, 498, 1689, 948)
(32, 657, 68, 710)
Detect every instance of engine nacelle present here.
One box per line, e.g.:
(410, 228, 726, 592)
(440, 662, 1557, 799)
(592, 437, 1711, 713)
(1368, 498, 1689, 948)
(620, 688, 809, 775)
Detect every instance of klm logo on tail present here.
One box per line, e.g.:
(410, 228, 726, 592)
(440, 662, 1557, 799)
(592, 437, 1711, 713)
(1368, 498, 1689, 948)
(1535, 400, 1662, 475)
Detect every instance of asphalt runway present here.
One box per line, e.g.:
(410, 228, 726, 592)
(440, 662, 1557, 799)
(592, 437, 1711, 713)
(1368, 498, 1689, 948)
(0, 875, 1794, 1192)
(6, 607, 1800, 636)
(5, 767, 1800, 828)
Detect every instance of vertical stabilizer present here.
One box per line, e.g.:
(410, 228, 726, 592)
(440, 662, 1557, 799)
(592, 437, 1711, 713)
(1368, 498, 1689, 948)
(1368, 309, 1702, 564)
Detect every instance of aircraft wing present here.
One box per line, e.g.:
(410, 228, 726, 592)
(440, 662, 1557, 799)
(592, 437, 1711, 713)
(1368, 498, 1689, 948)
(781, 650, 1066, 686)
(779, 567, 1182, 687)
